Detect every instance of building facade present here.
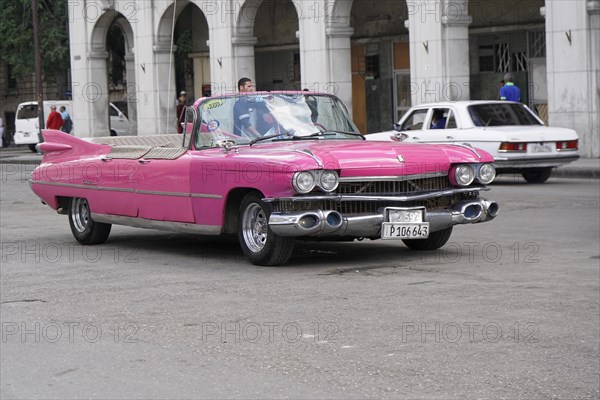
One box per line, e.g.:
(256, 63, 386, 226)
(62, 0, 598, 156)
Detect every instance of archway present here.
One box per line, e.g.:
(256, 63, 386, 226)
(90, 10, 136, 136)
(252, 0, 300, 91)
(347, 0, 409, 133)
(173, 3, 210, 99)
(468, 0, 546, 119)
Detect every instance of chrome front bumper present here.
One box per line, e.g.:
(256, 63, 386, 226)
(494, 154, 579, 170)
(268, 198, 499, 238)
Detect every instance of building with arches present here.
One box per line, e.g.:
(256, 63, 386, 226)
(62, 0, 598, 156)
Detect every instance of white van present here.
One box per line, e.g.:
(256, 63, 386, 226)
(14, 101, 131, 151)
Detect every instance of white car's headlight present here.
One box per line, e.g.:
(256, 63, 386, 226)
(454, 164, 475, 186)
(477, 164, 496, 184)
(319, 171, 339, 192)
(293, 171, 316, 194)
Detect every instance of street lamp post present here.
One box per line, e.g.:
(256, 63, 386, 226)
(31, 0, 44, 145)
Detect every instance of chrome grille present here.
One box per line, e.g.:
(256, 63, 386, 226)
(337, 176, 451, 195)
(273, 192, 480, 216)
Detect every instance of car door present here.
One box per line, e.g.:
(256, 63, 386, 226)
(399, 107, 454, 144)
(135, 154, 195, 223)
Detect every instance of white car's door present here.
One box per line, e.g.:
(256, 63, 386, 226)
(401, 107, 457, 144)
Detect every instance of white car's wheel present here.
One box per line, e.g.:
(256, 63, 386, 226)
(522, 168, 552, 184)
(238, 192, 295, 266)
(68, 198, 111, 245)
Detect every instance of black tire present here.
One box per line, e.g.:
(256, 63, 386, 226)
(110, 130, 117, 136)
(28, 143, 37, 152)
(522, 168, 552, 183)
(402, 227, 453, 251)
(238, 192, 295, 266)
(68, 198, 111, 245)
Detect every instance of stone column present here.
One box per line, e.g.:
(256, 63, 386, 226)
(407, 0, 471, 104)
(326, 26, 354, 115)
(232, 35, 258, 88)
(86, 51, 110, 137)
(545, 0, 600, 157)
(152, 45, 177, 135)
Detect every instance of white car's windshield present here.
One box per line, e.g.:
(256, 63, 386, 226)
(468, 103, 542, 127)
(194, 93, 360, 148)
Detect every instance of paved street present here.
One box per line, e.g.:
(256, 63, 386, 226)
(1, 163, 599, 399)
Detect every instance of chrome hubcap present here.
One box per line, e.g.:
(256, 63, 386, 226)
(242, 203, 268, 253)
(71, 198, 90, 233)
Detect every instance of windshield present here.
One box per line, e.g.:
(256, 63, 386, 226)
(194, 93, 360, 149)
(468, 103, 542, 127)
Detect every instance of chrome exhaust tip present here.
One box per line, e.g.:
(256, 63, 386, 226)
(485, 201, 500, 219)
(462, 203, 483, 221)
(321, 211, 343, 234)
(298, 214, 320, 230)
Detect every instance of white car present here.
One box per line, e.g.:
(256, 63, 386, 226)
(14, 101, 131, 152)
(366, 101, 580, 183)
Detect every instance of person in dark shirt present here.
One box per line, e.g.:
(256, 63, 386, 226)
(431, 109, 447, 129)
(233, 78, 270, 138)
(176, 91, 187, 133)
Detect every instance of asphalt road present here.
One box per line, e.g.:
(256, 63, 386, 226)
(1, 164, 599, 399)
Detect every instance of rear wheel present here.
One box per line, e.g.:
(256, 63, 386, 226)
(28, 144, 37, 152)
(402, 227, 453, 250)
(238, 192, 295, 266)
(68, 198, 111, 244)
(522, 168, 552, 183)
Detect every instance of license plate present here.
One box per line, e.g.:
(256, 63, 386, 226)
(381, 223, 430, 240)
(529, 143, 553, 153)
(385, 208, 425, 223)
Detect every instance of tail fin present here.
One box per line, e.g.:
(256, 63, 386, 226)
(39, 130, 109, 163)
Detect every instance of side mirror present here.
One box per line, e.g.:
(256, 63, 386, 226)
(392, 122, 402, 131)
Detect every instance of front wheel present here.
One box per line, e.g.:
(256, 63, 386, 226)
(522, 168, 552, 183)
(402, 227, 453, 250)
(238, 193, 295, 266)
(68, 198, 111, 244)
(28, 144, 37, 152)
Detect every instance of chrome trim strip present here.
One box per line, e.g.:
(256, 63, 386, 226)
(453, 143, 482, 159)
(91, 213, 222, 235)
(191, 193, 223, 199)
(30, 180, 135, 193)
(29, 180, 222, 199)
(339, 172, 447, 182)
(263, 187, 487, 203)
(137, 189, 189, 197)
(292, 149, 323, 168)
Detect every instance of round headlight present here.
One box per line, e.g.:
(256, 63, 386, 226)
(293, 171, 316, 194)
(319, 171, 339, 192)
(478, 164, 496, 184)
(455, 164, 475, 186)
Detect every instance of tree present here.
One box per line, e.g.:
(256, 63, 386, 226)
(0, 0, 70, 82)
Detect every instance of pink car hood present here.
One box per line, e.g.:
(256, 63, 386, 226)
(232, 140, 492, 177)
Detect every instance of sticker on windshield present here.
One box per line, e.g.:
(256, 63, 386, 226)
(203, 99, 225, 110)
(207, 120, 220, 131)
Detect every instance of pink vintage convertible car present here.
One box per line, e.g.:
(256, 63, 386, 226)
(30, 92, 499, 266)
